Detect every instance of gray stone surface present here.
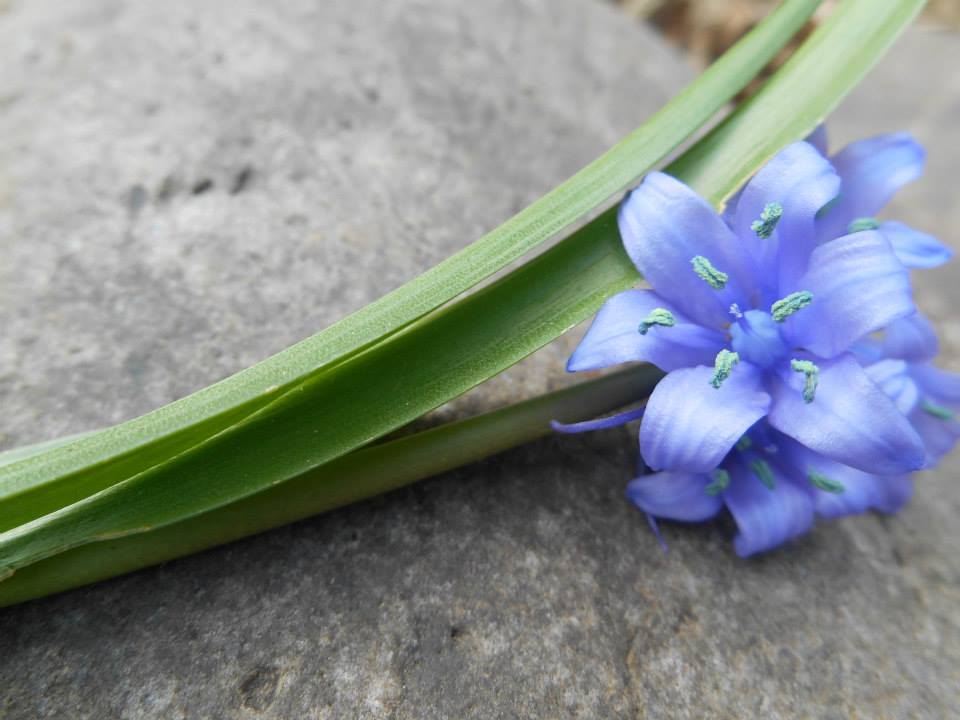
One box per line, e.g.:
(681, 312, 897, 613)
(0, 1, 957, 717)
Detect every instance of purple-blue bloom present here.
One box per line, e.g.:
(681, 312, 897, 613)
(571, 140, 925, 476)
(562, 132, 959, 556)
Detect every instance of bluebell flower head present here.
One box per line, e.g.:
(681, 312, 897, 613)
(561, 135, 959, 555)
(570, 140, 926, 478)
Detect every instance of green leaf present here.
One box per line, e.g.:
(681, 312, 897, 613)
(0, 0, 923, 580)
(0, 0, 820, 531)
(0, 210, 639, 572)
(0, 365, 663, 606)
(0, 432, 97, 470)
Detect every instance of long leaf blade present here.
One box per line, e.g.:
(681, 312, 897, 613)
(0, 0, 820, 528)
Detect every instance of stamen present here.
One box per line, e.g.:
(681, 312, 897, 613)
(710, 350, 740, 389)
(771, 291, 813, 322)
(691, 255, 728, 290)
(750, 459, 775, 489)
(809, 470, 845, 494)
(790, 359, 819, 403)
(848, 217, 880, 233)
(751, 202, 783, 239)
(638, 308, 676, 335)
(921, 401, 955, 420)
(735, 435, 752, 452)
(704, 469, 730, 496)
(729, 303, 743, 319)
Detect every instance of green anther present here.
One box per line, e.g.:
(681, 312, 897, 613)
(690, 255, 728, 290)
(790, 359, 819, 404)
(848, 216, 880, 233)
(710, 350, 740, 389)
(638, 308, 676, 335)
(750, 459, 775, 490)
(921, 401, 955, 420)
(705, 469, 730, 496)
(809, 470, 845, 494)
(771, 291, 813, 322)
(735, 435, 752, 452)
(750, 202, 783, 239)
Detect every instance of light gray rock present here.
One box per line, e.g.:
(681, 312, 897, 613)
(0, 1, 957, 717)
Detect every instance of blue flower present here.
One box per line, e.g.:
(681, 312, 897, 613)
(559, 136, 960, 555)
(569, 141, 926, 479)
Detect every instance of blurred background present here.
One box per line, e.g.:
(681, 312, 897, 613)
(623, 0, 958, 65)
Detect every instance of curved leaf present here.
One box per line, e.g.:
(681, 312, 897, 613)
(0, 0, 821, 530)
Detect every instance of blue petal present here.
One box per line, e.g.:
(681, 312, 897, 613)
(730, 142, 840, 293)
(777, 436, 912, 517)
(818, 132, 926, 241)
(767, 354, 926, 475)
(881, 312, 939, 362)
(625, 471, 723, 522)
(784, 229, 915, 358)
(877, 474, 914, 514)
(722, 456, 815, 558)
(618, 172, 753, 328)
(849, 342, 884, 367)
(567, 289, 724, 373)
(911, 363, 960, 404)
(865, 359, 920, 416)
(550, 406, 645, 434)
(880, 221, 953, 269)
(640, 364, 771, 473)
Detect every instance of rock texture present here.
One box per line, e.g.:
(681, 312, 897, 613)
(0, 0, 958, 717)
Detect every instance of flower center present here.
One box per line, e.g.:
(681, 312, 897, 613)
(730, 310, 788, 369)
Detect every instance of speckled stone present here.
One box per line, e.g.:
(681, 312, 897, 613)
(0, 1, 958, 717)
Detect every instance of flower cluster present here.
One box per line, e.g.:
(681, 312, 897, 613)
(560, 128, 958, 556)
